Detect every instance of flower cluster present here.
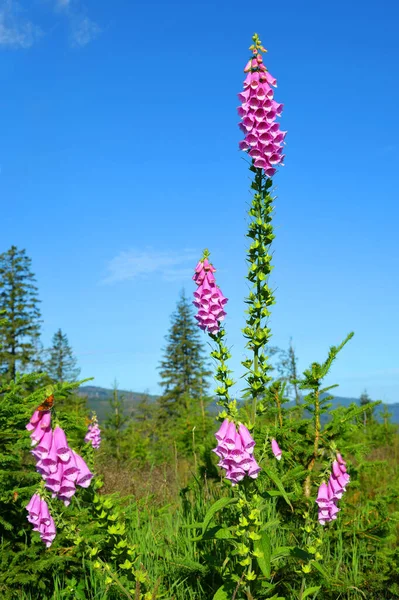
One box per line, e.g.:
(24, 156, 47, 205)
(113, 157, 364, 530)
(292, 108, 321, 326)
(84, 416, 101, 449)
(213, 420, 261, 484)
(193, 258, 227, 334)
(238, 48, 286, 177)
(26, 494, 56, 548)
(316, 453, 350, 525)
(25, 407, 94, 546)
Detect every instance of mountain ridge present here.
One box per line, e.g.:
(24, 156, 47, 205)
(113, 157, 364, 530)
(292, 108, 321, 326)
(77, 385, 399, 424)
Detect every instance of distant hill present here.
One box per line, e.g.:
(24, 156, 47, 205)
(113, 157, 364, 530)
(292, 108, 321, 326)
(77, 385, 158, 422)
(77, 386, 399, 424)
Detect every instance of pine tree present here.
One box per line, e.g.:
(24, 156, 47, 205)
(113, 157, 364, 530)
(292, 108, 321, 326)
(158, 291, 211, 419)
(360, 389, 373, 427)
(270, 339, 301, 405)
(0, 246, 42, 380)
(104, 382, 130, 466)
(45, 328, 80, 382)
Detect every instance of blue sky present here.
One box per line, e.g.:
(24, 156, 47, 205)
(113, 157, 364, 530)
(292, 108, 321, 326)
(1, 0, 398, 403)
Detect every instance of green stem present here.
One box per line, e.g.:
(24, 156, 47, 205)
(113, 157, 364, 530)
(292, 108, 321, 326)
(304, 389, 320, 497)
(243, 167, 275, 423)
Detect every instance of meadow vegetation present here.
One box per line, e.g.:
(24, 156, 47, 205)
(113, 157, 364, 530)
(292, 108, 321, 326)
(1, 34, 398, 600)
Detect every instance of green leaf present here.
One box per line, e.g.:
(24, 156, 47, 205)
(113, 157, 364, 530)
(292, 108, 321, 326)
(263, 467, 293, 510)
(302, 586, 321, 598)
(202, 497, 237, 533)
(213, 585, 230, 600)
(291, 546, 313, 561)
(271, 546, 291, 562)
(312, 562, 329, 578)
(254, 530, 271, 578)
(191, 526, 234, 542)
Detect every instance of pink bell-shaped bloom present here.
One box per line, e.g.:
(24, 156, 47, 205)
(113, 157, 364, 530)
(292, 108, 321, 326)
(213, 420, 261, 484)
(238, 424, 256, 454)
(248, 458, 261, 479)
(329, 503, 340, 520)
(27, 496, 56, 546)
(192, 256, 228, 335)
(231, 435, 244, 462)
(45, 461, 63, 494)
(42, 436, 59, 474)
(332, 460, 341, 478)
(316, 483, 330, 509)
(63, 452, 79, 481)
(39, 499, 51, 527)
(73, 451, 93, 488)
(271, 439, 282, 460)
(26, 493, 41, 523)
(329, 476, 343, 500)
(53, 426, 71, 463)
(35, 429, 53, 459)
(215, 419, 229, 442)
(30, 419, 49, 446)
(238, 41, 286, 177)
(224, 421, 237, 450)
(26, 410, 42, 431)
(59, 477, 76, 499)
(39, 411, 51, 430)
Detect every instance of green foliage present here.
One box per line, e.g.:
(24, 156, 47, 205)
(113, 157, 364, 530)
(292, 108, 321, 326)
(157, 291, 213, 457)
(0, 246, 42, 380)
(45, 329, 81, 383)
(158, 290, 211, 416)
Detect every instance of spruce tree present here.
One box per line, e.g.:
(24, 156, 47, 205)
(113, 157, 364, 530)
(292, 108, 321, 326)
(0, 246, 42, 380)
(360, 389, 373, 427)
(158, 291, 211, 418)
(45, 328, 80, 382)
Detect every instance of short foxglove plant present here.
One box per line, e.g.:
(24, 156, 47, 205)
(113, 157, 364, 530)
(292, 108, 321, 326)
(25, 398, 93, 546)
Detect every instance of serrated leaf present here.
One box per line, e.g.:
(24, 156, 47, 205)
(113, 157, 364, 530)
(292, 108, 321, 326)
(254, 530, 271, 578)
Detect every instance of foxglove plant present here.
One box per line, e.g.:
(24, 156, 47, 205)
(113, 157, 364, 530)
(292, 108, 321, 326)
(25, 399, 94, 546)
(85, 414, 101, 449)
(192, 34, 287, 595)
(316, 453, 350, 525)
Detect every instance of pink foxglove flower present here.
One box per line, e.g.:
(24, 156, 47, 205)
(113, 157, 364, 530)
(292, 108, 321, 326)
(27, 404, 95, 510)
(73, 450, 94, 488)
(238, 45, 286, 177)
(193, 257, 227, 335)
(213, 420, 261, 485)
(26, 495, 56, 547)
(271, 439, 282, 460)
(316, 452, 349, 525)
(84, 416, 101, 449)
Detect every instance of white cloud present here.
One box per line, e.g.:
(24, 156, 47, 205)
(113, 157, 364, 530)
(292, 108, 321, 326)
(102, 249, 199, 285)
(53, 0, 100, 47)
(70, 15, 100, 47)
(0, 0, 42, 48)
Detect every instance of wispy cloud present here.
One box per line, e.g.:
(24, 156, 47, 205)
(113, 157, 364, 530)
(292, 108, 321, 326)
(0, 0, 100, 50)
(69, 15, 100, 47)
(54, 0, 101, 47)
(0, 0, 42, 48)
(102, 249, 199, 285)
